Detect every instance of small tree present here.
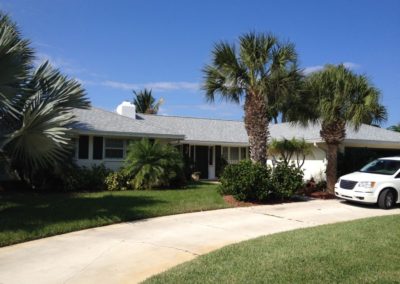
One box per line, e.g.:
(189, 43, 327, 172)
(268, 138, 312, 169)
(123, 139, 183, 189)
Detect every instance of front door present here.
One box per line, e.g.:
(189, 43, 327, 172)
(195, 146, 209, 179)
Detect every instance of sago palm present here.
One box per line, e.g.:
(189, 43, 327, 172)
(132, 88, 163, 114)
(300, 64, 386, 193)
(203, 32, 298, 164)
(0, 12, 90, 183)
(124, 139, 183, 189)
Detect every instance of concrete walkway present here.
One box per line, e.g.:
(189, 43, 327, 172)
(0, 199, 399, 284)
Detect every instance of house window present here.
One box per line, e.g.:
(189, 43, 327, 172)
(230, 147, 239, 162)
(105, 139, 124, 159)
(240, 147, 247, 160)
(222, 147, 229, 161)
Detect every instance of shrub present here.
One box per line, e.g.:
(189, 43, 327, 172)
(270, 162, 304, 199)
(124, 139, 184, 190)
(219, 160, 271, 201)
(62, 164, 111, 192)
(105, 171, 131, 191)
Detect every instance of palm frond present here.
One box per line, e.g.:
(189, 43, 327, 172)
(2, 62, 89, 177)
(0, 12, 34, 116)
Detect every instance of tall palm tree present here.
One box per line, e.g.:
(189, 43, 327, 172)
(203, 32, 298, 164)
(293, 64, 386, 193)
(0, 12, 90, 183)
(132, 88, 163, 114)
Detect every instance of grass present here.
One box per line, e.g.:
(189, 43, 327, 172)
(146, 215, 400, 284)
(0, 182, 229, 247)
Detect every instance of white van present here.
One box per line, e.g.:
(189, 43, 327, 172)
(335, 157, 400, 209)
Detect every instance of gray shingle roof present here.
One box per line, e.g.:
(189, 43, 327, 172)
(136, 114, 248, 144)
(270, 122, 400, 143)
(71, 107, 400, 145)
(71, 108, 184, 139)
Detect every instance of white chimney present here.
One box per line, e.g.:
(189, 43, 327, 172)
(116, 101, 136, 119)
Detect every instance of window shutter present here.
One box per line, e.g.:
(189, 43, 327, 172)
(93, 136, 103, 160)
(78, 135, 89, 159)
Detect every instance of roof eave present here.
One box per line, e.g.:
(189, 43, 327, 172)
(70, 129, 185, 140)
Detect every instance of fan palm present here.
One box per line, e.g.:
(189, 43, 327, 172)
(203, 32, 298, 164)
(0, 12, 90, 183)
(132, 88, 163, 114)
(0, 13, 33, 118)
(294, 64, 386, 193)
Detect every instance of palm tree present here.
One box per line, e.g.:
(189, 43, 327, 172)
(294, 64, 386, 193)
(0, 12, 90, 184)
(388, 124, 400, 132)
(132, 88, 163, 114)
(203, 32, 298, 164)
(124, 139, 183, 189)
(267, 67, 304, 123)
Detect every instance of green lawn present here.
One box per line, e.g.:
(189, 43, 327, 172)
(146, 215, 400, 284)
(0, 182, 229, 247)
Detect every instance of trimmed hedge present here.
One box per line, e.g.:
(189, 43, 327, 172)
(219, 160, 304, 201)
(270, 162, 304, 200)
(219, 160, 271, 201)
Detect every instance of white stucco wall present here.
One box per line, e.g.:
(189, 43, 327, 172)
(73, 134, 328, 181)
(267, 146, 327, 181)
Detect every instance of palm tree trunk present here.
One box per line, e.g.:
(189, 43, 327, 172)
(244, 92, 268, 164)
(326, 143, 338, 194)
(320, 120, 346, 194)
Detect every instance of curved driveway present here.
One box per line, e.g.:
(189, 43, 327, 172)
(0, 199, 399, 284)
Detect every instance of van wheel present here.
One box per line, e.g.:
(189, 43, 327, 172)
(378, 189, 395, 209)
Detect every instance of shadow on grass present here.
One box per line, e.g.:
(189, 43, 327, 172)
(0, 194, 164, 235)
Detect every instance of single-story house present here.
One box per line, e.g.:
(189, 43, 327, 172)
(70, 102, 400, 180)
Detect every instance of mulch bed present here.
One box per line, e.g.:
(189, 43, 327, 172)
(309, 191, 336, 199)
(224, 191, 336, 207)
(223, 195, 306, 207)
(223, 195, 257, 207)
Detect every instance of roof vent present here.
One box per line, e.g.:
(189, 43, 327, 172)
(116, 101, 136, 119)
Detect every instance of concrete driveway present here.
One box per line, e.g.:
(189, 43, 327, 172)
(0, 199, 399, 284)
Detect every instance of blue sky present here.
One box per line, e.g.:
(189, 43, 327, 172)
(2, 0, 399, 126)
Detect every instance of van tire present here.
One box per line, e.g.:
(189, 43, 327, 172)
(378, 188, 395, 209)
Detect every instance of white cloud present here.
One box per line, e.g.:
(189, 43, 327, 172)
(101, 80, 139, 90)
(342, 62, 360, 69)
(303, 65, 324, 75)
(35, 53, 87, 75)
(101, 80, 200, 92)
(303, 62, 360, 75)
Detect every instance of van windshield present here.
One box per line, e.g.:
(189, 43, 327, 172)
(359, 159, 400, 175)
